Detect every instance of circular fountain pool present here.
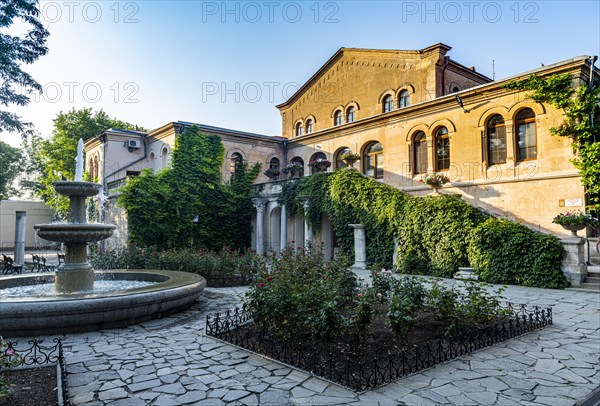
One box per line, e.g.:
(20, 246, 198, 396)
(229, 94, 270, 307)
(0, 270, 206, 336)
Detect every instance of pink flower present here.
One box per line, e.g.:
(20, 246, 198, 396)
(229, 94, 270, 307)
(357, 293, 363, 298)
(266, 276, 273, 282)
(258, 282, 264, 287)
(7, 349, 14, 355)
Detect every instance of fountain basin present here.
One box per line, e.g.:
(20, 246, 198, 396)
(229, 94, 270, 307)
(53, 180, 102, 197)
(0, 270, 206, 336)
(34, 223, 116, 243)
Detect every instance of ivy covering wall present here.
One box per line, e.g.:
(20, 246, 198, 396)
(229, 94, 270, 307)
(118, 125, 260, 251)
(283, 169, 569, 289)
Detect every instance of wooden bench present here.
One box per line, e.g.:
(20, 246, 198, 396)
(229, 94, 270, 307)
(31, 254, 56, 273)
(2, 254, 23, 275)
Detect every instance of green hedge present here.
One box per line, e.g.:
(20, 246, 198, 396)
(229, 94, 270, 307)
(468, 219, 568, 289)
(285, 169, 567, 289)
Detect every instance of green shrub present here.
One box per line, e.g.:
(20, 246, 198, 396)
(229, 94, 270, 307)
(244, 245, 355, 341)
(89, 246, 266, 283)
(386, 277, 426, 342)
(468, 219, 569, 289)
(426, 279, 512, 335)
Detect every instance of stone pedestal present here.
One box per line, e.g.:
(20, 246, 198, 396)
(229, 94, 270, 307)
(349, 224, 367, 270)
(301, 197, 313, 248)
(251, 198, 267, 255)
(14, 211, 26, 266)
(561, 237, 587, 287)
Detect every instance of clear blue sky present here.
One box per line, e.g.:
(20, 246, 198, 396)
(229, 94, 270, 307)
(3, 0, 599, 147)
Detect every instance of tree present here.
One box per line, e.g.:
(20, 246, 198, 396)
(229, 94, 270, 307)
(0, 0, 50, 138)
(37, 108, 141, 216)
(0, 141, 22, 199)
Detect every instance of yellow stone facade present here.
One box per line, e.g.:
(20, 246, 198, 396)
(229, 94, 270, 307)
(85, 43, 598, 244)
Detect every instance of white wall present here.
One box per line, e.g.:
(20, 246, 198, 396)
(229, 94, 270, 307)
(0, 201, 54, 249)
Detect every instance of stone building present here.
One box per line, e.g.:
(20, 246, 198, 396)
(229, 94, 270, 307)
(85, 43, 598, 255)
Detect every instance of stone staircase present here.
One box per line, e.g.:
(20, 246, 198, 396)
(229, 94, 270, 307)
(582, 238, 600, 290)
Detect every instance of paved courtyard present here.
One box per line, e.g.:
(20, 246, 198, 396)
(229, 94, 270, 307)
(7, 280, 600, 405)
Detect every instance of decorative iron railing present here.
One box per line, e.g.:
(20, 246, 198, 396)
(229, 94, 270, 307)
(206, 304, 552, 391)
(2, 338, 71, 406)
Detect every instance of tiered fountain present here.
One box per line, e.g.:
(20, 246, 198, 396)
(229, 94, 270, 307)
(0, 140, 206, 336)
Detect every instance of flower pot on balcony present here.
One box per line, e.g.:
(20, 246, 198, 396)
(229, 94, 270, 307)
(561, 223, 586, 237)
(342, 157, 359, 168)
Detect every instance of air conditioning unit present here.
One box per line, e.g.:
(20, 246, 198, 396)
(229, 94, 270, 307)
(125, 140, 141, 149)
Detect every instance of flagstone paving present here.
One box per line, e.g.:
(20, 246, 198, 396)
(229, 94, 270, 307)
(10, 280, 600, 405)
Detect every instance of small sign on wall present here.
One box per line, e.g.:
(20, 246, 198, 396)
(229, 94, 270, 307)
(559, 198, 583, 207)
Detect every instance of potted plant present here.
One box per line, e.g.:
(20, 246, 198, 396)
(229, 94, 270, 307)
(552, 211, 598, 236)
(340, 152, 360, 168)
(308, 158, 331, 173)
(419, 172, 451, 195)
(263, 168, 280, 180)
(282, 162, 304, 178)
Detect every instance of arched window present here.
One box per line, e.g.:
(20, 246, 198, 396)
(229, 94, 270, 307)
(149, 152, 155, 172)
(399, 90, 410, 108)
(305, 119, 313, 134)
(88, 158, 94, 179)
(295, 122, 303, 137)
(335, 147, 352, 169)
(435, 127, 450, 171)
(364, 142, 383, 179)
(486, 115, 506, 165)
(290, 156, 305, 177)
(309, 152, 329, 174)
(346, 107, 355, 123)
(383, 95, 394, 113)
(230, 152, 243, 178)
(333, 110, 343, 126)
(516, 108, 537, 161)
(413, 132, 428, 175)
(269, 157, 280, 181)
(161, 147, 169, 168)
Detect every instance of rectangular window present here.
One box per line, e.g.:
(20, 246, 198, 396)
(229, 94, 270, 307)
(436, 138, 450, 171)
(517, 122, 537, 160)
(488, 126, 507, 164)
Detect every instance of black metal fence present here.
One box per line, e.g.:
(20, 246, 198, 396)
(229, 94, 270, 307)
(206, 304, 552, 391)
(2, 338, 70, 406)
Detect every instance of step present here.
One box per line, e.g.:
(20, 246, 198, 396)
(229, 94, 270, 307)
(587, 272, 600, 279)
(584, 277, 600, 284)
(580, 282, 600, 291)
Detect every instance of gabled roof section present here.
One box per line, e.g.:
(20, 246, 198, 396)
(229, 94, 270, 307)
(276, 43, 452, 109)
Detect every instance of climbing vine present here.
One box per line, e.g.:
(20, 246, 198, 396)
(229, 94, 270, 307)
(287, 168, 568, 288)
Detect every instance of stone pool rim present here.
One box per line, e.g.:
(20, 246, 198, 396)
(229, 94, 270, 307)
(0, 270, 206, 336)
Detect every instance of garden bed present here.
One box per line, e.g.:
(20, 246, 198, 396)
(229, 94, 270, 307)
(1, 339, 69, 406)
(0, 366, 58, 406)
(207, 304, 552, 391)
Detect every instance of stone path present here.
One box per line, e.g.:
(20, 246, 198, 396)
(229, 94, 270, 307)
(8, 281, 600, 405)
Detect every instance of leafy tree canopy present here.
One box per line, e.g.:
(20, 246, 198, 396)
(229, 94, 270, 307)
(0, 140, 22, 199)
(36, 108, 141, 216)
(0, 0, 49, 138)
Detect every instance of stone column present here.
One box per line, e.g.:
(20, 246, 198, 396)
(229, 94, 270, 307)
(349, 224, 367, 270)
(301, 197, 313, 248)
(279, 202, 287, 252)
(251, 198, 267, 255)
(561, 237, 587, 287)
(14, 211, 26, 266)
